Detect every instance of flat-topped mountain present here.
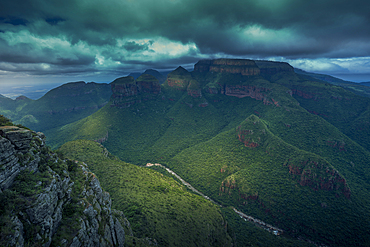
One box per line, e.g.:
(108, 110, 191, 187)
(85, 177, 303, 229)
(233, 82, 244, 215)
(194, 58, 260, 75)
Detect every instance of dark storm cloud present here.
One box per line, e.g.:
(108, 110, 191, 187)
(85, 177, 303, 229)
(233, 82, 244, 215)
(0, 0, 370, 77)
(123, 41, 154, 52)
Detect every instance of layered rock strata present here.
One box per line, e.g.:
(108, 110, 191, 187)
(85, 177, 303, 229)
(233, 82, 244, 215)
(0, 126, 39, 190)
(111, 75, 161, 108)
(194, 59, 260, 76)
(255, 60, 294, 75)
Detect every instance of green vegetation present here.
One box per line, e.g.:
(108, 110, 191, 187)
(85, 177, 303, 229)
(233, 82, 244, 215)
(0, 115, 13, 126)
(0, 81, 111, 133)
(221, 207, 313, 247)
(59, 140, 233, 246)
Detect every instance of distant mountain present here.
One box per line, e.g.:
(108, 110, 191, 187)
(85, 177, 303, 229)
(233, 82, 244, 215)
(40, 58, 370, 246)
(128, 69, 167, 83)
(361, 81, 370, 87)
(0, 81, 112, 132)
(127, 72, 142, 79)
(294, 68, 370, 98)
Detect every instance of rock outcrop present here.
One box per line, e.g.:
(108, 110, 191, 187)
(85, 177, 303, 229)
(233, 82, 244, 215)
(111, 76, 138, 98)
(136, 74, 161, 94)
(222, 85, 270, 100)
(165, 66, 192, 91)
(0, 118, 145, 247)
(285, 158, 351, 198)
(111, 75, 162, 108)
(187, 80, 202, 98)
(0, 126, 39, 190)
(194, 59, 260, 76)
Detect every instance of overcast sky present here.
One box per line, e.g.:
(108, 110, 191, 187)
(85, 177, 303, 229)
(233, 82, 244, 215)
(1, 0, 370, 89)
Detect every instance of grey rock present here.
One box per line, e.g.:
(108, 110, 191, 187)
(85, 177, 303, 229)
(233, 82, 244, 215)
(0, 136, 20, 190)
(83, 205, 98, 219)
(7, 216, 24, 247)
(115, 218, 125, 247)
(70, 237, 81, 247)
(109, 216, 117, 245)
(1, 125, 132, 247)
(0, 126, 32, 153)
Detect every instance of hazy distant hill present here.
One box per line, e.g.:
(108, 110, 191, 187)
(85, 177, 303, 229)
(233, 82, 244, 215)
(143, 69, 167, 83)
(37, 59, 370, 246)
(0, 81, 112, 132)
(294, 68, 370, 98)
(127, 72, 142, 79)
(361, 81, 370, 87)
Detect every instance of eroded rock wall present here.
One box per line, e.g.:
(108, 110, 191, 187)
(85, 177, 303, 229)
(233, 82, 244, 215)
(0, 123, 142, 247)
(194, 59, 260, 76)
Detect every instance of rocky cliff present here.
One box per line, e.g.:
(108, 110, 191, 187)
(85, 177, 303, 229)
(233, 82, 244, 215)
(0, 116, 152, 246)
(194, 59, 260, 76)
(164, 66, 192, 91)
(111, 75, 161, 108)
(255, 60, 294, 75)
(136, 74, 161, 95)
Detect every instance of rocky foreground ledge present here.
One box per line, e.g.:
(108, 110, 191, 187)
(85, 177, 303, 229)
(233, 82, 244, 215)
(0, 121, 154, 246)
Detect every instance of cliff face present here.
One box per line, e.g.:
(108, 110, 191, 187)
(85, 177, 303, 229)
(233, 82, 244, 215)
(0, 118, 143, 247)
(254, 60, 294, 75)
(187, 80, 202, 98)
(0, 126, 38, 191)
(194, 59, 260, 76)
(111, 76, 138, 98)
(111, 75, 161, 108)
(165, 66, 191, 91)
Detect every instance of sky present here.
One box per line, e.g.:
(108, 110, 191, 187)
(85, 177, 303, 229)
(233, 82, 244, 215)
(1, 0, 370, 98)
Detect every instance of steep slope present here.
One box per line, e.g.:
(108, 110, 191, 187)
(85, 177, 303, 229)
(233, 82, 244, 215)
(294, 68, 370, 98)
(0, 95, 33, 122)
(59, 140, 233, 247)
(0, 115, 152, 247)
(264, 62, 370, 152)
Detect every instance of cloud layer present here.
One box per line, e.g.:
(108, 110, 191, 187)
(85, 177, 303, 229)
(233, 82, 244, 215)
(1, 0, 370, 81)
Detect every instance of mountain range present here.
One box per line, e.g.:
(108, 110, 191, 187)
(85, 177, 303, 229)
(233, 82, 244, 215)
(1, 58, 370, 246)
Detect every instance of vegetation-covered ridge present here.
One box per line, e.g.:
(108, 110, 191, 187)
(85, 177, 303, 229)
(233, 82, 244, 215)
(236, 115, 351, 198)
(0, 81, 112, 134)
(59, 139, 234, 247)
